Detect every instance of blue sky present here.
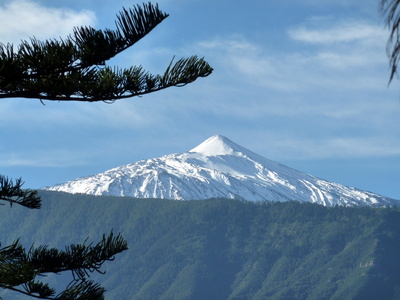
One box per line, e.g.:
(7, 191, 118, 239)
(1, 0, 399, 199)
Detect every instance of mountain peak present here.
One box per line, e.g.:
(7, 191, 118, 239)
(44, 135, 398, 207)
(189, 135, 243, 156)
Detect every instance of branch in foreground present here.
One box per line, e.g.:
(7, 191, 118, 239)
(0, 175, 41, 209)
(0, 232, 128, 299)
(0, 3, 213, 102)
(380, 0, 400, 83)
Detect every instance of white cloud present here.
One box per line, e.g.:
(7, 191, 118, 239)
(0, 98, 162, 131)
(249, 133, 400, 160)
(189, 18, 400, 161)
(0, 149, 90, 167)
(0, 0, 96, 44)
(198, 37, 259, 53)
(197, 18, 391, 94)
(288, 20, 387, 46)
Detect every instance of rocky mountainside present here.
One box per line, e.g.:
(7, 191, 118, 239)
(43, 135, 398, 206)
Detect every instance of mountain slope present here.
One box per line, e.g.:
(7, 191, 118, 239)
(43, 135, 397, 206)
(2, 192, 400, 300)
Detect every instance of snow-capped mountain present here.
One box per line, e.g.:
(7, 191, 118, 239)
(43, 135, 398, 207)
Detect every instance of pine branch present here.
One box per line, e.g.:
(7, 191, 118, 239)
(380, 0, 400, 83)
(0, 232, 127, 299)
(55, 280, 105, 300)
(115, 3, 169, 51)
(27, 232, 128, 277)
(0, 2, 213, 102)
(0, 175, 41, 209)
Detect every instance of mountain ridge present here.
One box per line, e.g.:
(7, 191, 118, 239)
(3, 192, 400, 299)
(43, 135, 398, 207)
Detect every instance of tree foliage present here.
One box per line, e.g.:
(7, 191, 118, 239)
(0, 176, 41, 209)
(0, 2, 212, 102)
(380, 0, 400, 83)
(0, 233, 127, 300)
(0, 176, 128, 299)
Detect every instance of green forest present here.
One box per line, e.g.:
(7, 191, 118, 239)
(1, 191, 400, 299)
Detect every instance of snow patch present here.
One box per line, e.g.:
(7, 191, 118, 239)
(190, 135, 239, 156)
(43, 135, 398, 207)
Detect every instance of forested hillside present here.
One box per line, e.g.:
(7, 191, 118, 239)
(1, 191, 400, 299)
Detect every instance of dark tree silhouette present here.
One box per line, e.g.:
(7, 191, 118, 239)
(0, 3, 212, 102)
(380, 0, 400, 83)
(0, 176, 41, 209)
(0, 2, 212, 299)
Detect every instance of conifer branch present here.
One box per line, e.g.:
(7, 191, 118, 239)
(380, 0, 400, 83)
(0, 232, 128, 299)
(0, 175, 41, 209)
(0, 2, 213, 102)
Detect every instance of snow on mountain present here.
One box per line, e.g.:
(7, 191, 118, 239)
(43, 135, 398, 207)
